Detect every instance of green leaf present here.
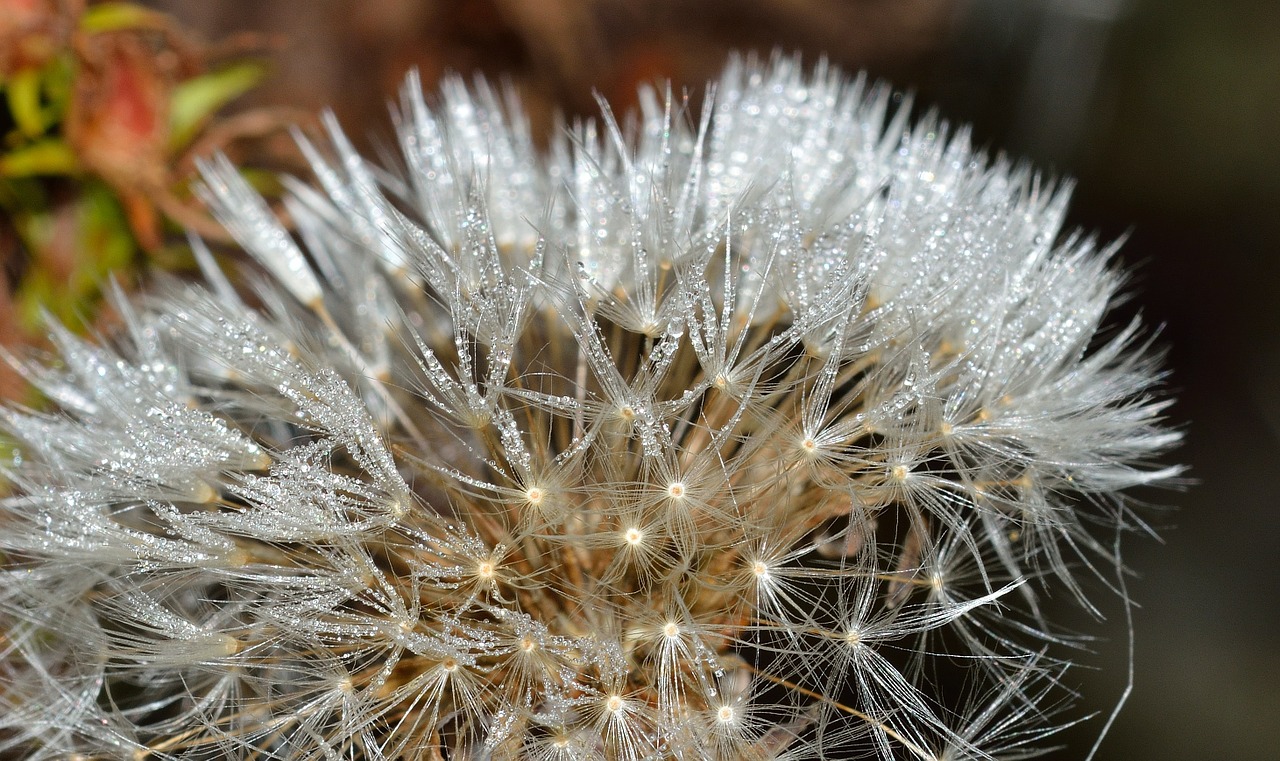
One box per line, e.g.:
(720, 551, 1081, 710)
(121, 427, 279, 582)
(78, 2, 164, 33)
(16, 267, 56, 332)
(76, 183, 136, 282)
(169, 62, 267, 149)
(40, 54, 75, 120)
(0, 139, 78, 177)
(5, 68, 46, 138)
(238, 167, 284, 197)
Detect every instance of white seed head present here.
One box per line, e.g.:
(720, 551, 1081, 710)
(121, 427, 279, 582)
(0, 53, 1181, 761)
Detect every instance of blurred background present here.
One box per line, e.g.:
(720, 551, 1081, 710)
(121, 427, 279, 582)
(4, 0, 1278, 758)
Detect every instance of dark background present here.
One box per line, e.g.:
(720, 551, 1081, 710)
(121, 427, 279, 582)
(147, 1, 1280, 758)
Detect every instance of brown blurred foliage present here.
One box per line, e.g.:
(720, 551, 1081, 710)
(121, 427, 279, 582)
(0, 0, 308, 400)
(153, 0, 955, 148)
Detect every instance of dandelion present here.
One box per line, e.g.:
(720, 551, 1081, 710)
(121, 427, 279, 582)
(0, 53, 1181, 759)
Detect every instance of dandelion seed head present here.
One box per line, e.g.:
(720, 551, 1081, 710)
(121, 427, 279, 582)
(0, 52, 1182, 760)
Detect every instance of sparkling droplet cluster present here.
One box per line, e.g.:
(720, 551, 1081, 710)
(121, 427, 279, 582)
(0, 54, 1180, 759)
